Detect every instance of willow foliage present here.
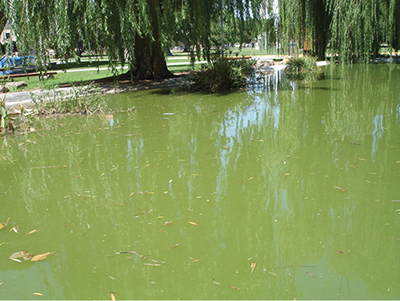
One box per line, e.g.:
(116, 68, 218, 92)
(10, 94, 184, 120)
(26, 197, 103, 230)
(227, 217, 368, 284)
(328, 0, 397, 62)
(3, 0, 262, 78)
(276, 0, 399, 62)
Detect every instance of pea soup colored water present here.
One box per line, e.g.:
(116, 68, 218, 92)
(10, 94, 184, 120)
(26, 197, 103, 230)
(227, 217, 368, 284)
(1, 64, 399, 300)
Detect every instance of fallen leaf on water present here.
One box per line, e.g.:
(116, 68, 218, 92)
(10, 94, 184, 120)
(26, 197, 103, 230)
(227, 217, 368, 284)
(168, 242, 182, 250)
(9, 226, 19, 233)
(335, 251, 344, 254)
(26, 229, 39, 235)
(115, 251, 137, 255)
(144, 263, 161, 267)
(33, 292, 44, 296)
(306, 272, 316, 278)
(144, 208, 153, 214)
(357, 157, 368, 161)
(9, 251, 34, 262)
(229, 286, 240, 290)
(248, 176, 255, 181)
(191, 258, 202, 262)
(129, 192, 135, 196)
(189, 221, 199, 226)
(0, 223, 4, 230)
(333, 186, 347, 192)
(285, 173, 290, 176)
(251, 261, 257, 273)
(164, 221, 173, 226)
(31, 252, 54, 262)
(110, 292, 116, 301)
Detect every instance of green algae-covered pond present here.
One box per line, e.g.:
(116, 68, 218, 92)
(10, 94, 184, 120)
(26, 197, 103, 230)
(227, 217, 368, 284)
(1, 64, 399, 300)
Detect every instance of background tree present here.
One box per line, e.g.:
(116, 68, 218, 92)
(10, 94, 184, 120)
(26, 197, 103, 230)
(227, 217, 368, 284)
(277, 0, 331, 60)
(275, 0, 398, 62)
(4, 0, 262, 80)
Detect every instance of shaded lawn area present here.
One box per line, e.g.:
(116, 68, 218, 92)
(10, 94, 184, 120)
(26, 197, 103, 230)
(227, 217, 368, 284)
(1, 64, 197, 92)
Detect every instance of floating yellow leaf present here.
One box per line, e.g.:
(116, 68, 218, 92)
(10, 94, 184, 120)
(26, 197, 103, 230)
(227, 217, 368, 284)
(0, 223, 4, 230)
(251, 261, 257, 273)
(110, 292, 116, 301)
(333, 186, 347, 192)
(229, 286, 240, 290)
(26, 229, 39, 235)
(285, 173, 290, 176)
(31, 252, 54, 262)
(189, 221, 199, 226)
(33, 292, 44, 296)
(191, 258, 202, 262)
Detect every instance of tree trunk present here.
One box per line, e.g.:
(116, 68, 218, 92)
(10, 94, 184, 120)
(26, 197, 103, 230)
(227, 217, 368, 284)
(393, 2, 400, 53)
(131, 0, 174, 80)
(313, 0, 328, 60)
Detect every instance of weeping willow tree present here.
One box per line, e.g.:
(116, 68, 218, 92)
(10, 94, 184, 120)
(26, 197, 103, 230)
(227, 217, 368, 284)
(2, 0, 262, 80)
(277, 0, 330, 60)
(276, 0, 399, 62)
(328, 0, 398, 62)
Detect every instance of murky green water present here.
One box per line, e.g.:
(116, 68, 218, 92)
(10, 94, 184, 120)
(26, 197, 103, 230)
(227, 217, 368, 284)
(1, 64, 399, 300)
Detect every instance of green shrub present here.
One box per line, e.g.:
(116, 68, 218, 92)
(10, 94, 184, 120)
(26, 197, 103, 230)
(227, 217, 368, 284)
(191, 57, 255, 93)
(284, 56, 323, 81)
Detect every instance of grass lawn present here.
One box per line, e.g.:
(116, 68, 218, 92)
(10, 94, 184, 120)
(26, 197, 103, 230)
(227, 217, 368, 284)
(2, 47, 278, 92)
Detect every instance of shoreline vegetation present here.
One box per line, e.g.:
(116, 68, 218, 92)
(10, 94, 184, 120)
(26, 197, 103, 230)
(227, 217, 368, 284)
(1, 49, 399, 135)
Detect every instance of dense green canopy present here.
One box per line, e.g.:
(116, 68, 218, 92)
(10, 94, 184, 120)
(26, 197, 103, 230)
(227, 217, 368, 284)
(1, 0, 262, 79)
(1, 0, 398, 80)
(277, 0, 399, 62)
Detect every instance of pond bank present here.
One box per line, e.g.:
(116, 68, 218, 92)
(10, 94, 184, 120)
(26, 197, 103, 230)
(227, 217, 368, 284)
(3, 75, 191, 110)
(3, 60, 330, 110)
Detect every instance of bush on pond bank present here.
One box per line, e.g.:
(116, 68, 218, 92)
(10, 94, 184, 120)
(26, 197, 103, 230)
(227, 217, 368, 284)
(284, 56, 324, 81)
(190, 57, 256, 93)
